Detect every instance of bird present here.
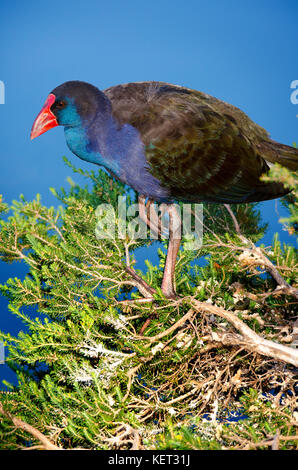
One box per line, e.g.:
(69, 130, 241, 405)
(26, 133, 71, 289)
(31, 80, 298, 298)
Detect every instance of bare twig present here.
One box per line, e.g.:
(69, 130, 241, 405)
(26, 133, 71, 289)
(0, 403, 61, 450)
(191, 300, 298, 367)
(205, 235, 298, 299)
(125, 266, 155, 298)
(135, 308, 194, 342)
(104, 424, 142, 450)
(224, 204, 241, 234)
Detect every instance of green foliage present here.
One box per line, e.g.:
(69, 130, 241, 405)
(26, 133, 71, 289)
(0, 158, 297, 450)
(150, 389, 297, 450)
(261, 162, 298, 234)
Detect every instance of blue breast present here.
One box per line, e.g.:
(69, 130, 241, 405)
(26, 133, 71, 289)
(64, 114, 171, 202)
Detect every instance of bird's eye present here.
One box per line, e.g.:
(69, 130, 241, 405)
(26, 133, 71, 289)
(55, 100, 66, 109)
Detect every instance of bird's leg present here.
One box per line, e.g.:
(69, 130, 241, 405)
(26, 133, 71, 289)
(161, 204, 181, 299)
(138, 197, 181, 299)
(138, 196, 164, 238)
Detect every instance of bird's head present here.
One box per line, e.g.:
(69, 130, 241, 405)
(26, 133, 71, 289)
(30, 80, 110, 139)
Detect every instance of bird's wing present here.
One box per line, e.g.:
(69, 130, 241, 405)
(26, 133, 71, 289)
(104, 82, 290, 203)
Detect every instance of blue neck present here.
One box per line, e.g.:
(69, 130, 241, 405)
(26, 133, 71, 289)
(64, 104, 170, 202)
(64, 115, 120, 175)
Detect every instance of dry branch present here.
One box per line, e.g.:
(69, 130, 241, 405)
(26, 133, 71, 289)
(131, 299, 298, 366)
(191, 300, 298, 367)
(0, 403, 61, 450)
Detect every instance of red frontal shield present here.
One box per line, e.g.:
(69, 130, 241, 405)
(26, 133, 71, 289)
(30, 94, 58, 139)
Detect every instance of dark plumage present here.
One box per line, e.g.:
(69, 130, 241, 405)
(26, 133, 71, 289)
(31, 80, 298, 206)
(31, 80, 298, 298)
(104, 81, 298, 203)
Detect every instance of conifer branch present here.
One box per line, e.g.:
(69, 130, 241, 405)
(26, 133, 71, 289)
(1, 163, 297, 450)
(0, 404, 61, 450)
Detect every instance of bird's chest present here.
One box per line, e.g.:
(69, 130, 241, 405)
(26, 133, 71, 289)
(64, 124, 170, 202)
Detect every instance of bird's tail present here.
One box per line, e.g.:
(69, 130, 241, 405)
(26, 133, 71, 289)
(259, 140, 298, 171)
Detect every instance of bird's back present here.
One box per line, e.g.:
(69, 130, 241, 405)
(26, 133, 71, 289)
(104, 81, 298, 203)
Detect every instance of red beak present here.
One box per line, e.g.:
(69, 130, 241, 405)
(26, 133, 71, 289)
(30, 94, 58, 140)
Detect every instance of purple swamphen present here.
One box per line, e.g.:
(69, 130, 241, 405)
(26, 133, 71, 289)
(31, 81, 298, 298)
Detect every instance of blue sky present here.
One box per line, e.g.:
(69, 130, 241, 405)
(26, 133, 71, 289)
(0, 0, 297, 384)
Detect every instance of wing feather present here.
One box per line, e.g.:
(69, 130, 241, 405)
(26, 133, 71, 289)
(104, 82, 290, 203)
